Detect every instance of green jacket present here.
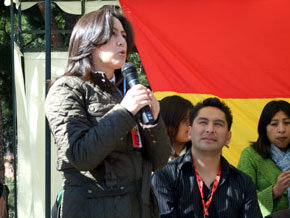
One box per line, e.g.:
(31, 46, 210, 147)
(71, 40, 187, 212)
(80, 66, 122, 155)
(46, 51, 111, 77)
(238, 146, 288, 217)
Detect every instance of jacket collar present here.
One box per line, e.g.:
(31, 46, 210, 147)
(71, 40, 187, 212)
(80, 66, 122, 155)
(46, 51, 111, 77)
(177, 149, 231, 186)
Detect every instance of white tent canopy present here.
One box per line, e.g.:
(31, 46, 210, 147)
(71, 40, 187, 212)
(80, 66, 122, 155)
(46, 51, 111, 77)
(5, 0, 120, 14)
(15, 46, 67, 218)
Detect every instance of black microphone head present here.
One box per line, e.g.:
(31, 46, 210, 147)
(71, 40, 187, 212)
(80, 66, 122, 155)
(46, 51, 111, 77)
(121, 62, 137, 77)
(121, 62, 140, 87)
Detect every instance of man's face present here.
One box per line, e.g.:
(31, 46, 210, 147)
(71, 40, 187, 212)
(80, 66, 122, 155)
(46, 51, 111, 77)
(191, 106, 231, 153)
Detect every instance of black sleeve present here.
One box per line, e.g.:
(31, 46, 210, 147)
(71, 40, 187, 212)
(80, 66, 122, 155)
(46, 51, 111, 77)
(151, 165, 178, 218)
(240, 173, 263, 218)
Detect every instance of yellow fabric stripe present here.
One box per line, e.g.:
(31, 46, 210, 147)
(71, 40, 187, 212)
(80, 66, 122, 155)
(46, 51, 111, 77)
(155, 91, 289, 166)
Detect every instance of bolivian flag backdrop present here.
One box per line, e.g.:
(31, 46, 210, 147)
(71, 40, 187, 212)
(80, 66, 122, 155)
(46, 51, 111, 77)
(120, 0, 290, 166)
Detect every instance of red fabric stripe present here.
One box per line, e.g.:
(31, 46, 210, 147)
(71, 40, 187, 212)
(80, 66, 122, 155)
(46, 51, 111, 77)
(120, 0, 290, 98)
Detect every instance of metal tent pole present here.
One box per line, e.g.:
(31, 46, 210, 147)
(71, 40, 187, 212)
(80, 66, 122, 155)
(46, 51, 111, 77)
(45, 0, 51, 217)
(10, 2, 17, 218)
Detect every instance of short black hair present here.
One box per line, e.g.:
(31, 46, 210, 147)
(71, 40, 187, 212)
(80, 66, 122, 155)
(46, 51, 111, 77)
(191, 97, 233, 130)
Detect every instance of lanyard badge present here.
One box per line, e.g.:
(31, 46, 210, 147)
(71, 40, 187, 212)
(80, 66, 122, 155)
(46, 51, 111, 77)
(131, 125, 143, 148)
(193, 162, 221, 217)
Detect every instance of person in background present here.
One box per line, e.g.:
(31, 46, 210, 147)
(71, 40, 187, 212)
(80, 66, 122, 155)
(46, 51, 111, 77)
(45, 8, 171, 218)
(152, 97, 262, 217)
(159, 95, 193, 161)
(238, 100, 290, 217)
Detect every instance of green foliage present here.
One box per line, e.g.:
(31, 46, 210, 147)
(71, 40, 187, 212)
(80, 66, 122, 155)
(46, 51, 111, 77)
(52, 3, 66, 29)
(19, 4, 45, 50)
(0, 43, 12, 107)
(5, 177, 15, 218)
(19, 3, 80, 51)
(127, 52, 150, 87)
(1, 108, 13, 152)
(0, 3, 13, 153)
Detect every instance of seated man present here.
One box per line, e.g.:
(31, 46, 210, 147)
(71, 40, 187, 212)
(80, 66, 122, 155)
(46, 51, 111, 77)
(152, 97, 262, 218)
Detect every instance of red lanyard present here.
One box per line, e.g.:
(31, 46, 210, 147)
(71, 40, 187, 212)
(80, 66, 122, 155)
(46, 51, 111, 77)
(193, 163, 221, 216)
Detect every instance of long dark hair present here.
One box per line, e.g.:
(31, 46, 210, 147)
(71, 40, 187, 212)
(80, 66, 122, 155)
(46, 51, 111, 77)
(160, 95, 193, 144)
(251, 100, 290, 158)
(63, 8, 134, 83)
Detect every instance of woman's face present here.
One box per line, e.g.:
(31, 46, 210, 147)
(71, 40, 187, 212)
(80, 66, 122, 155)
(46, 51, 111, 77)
(266, 110, 290, 152)
(175, 111, 191, 144)
(91, 17, 127, 79)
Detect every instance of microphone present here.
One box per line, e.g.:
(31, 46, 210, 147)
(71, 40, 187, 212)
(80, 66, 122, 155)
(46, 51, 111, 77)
(121, 62, 155, 125)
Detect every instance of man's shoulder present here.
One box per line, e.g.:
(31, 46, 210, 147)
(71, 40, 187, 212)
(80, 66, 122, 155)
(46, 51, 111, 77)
(155, 154, 184, 175)
(153, 151, 192, 181)
(227, 162, 255, 186)
(220, 156, 253, 185)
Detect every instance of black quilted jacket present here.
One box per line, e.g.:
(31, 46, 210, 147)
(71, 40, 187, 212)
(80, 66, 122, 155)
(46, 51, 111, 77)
(45, 75, 171, 218)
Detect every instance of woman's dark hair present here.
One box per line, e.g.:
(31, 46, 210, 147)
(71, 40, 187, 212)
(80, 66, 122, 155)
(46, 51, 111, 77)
(191, 97, 233, 130)
(159, 95, 193, 144)
(64, 8, 134, 82)
(251, 100, 290, 158)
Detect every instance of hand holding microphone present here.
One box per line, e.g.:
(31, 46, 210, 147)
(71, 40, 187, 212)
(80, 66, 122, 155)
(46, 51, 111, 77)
(121, 62, 158, 124)
(120, 85, 151, 115)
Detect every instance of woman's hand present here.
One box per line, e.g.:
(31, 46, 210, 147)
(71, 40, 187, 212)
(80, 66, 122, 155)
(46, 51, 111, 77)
(120, 84, 160, 121)
(148, 91, 160, 121)
(121, 84, 152, 116)
(272, 171, 290, 199)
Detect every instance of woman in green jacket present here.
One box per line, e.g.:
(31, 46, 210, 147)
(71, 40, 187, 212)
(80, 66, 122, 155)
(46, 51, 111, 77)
(238, 100, 290, 217)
